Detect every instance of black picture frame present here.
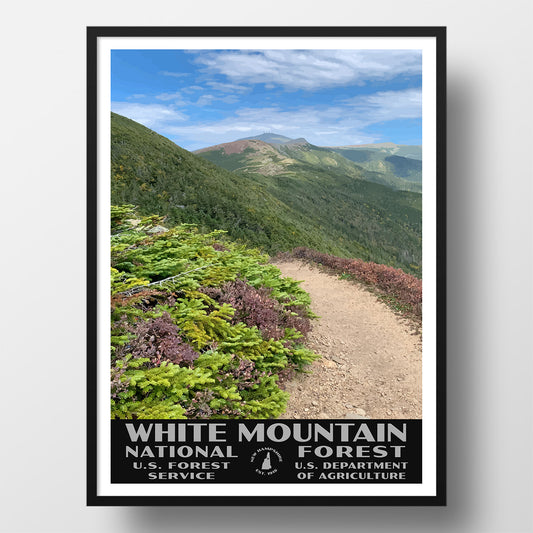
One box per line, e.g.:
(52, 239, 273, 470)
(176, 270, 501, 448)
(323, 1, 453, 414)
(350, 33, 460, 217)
(87, 26, 446, 506)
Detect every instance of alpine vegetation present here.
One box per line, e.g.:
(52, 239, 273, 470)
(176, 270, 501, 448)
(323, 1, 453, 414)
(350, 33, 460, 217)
(110, 205, 318, 419)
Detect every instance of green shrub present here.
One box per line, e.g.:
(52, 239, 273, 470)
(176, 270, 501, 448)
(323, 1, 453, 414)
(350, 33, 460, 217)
(110, 205, 319, 419)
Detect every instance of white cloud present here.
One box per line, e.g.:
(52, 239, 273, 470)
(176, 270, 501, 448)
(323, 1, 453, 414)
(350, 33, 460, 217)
(156, 89, 240, 107)
(194, 50, 421, 91)
(159, 70, 189, 78)
(344, 88, 422, 122)
(113, 86, 421, 150)
(161, 104, 376, 149)
(182, 85, 204, 93)
(205, 81, 249, 93)
(195, 94, 215, 106)
(195, 93, 239, 107)
(155, 91, 189, 104)
(111, 102, 188, 129)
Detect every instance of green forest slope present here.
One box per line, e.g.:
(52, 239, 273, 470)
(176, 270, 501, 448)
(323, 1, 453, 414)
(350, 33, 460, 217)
(111, 113, 422, 276)
(329, 147, 422, 192)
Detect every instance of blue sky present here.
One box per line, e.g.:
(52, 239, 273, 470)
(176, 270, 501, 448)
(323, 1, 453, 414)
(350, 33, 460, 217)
(111, 49, 422, 151)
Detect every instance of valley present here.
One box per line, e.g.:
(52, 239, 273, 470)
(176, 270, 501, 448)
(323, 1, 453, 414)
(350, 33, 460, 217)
(112, 112, 422, 276)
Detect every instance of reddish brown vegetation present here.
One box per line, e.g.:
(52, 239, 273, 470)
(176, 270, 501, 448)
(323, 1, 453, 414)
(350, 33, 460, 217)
(287, 247, 422, 317)
(114, 312, 200, 367)
(195, 139, 264, 155)
(200, 277, 311, 341)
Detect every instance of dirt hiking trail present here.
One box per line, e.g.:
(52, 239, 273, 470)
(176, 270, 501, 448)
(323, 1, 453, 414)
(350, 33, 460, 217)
(274, 261, 422, 419)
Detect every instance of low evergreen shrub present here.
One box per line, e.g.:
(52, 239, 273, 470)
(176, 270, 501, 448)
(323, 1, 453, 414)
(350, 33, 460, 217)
(110, 205, 318, 419)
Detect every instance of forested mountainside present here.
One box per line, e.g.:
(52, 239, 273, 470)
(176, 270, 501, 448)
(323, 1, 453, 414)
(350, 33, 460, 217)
(328, 146, 422, 192)
(111, 113, 422, 276)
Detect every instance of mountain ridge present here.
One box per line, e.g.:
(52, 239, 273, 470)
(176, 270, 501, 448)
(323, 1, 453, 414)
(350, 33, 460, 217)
(237, 132, 295, 144)
(196, 135, 422, 192)
(329, 143, 422, 161)
(111, 113, 422, 275)
(194, 139, 271, 155)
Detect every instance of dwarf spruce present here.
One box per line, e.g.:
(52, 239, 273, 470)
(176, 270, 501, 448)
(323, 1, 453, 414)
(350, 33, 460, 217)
(110, 205, 319, 419)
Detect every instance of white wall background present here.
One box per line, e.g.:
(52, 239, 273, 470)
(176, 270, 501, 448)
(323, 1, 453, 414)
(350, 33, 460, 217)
(1, 1, 532, 532)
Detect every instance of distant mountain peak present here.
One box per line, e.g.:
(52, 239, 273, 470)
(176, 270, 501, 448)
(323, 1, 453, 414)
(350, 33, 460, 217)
(283, 137, 308, 146)
(194, 139, 271, 155)
(196, 133, 312, 154)
(237, 132, 296, 144)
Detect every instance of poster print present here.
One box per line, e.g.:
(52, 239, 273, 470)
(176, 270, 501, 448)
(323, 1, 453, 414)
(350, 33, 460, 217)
(87, 27, 446, 505)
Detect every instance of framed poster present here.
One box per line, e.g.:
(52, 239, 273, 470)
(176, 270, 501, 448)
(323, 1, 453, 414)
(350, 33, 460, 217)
(87, 26, 446, 506)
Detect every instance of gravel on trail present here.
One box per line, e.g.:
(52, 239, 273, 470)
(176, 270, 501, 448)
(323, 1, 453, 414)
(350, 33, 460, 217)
(274, 261, 422, 420)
